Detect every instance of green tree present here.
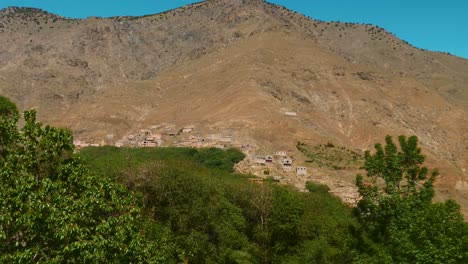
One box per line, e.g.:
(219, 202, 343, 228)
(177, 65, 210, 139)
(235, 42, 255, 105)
(0, 110, 174, 263)
(354, 135, 467, 263)
(194, 147, 245, 172)
(122, 161, 252, 264)
(0, 96, 18, 117)
(270, 186, 305, 254)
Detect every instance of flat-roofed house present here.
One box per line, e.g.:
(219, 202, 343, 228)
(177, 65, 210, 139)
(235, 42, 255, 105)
(182, 127, 193, 133)
(166, 131, 176, 136)
(284, 111, 297, 117)
(220, 136, 233, 143)
(274, 151, 287, 156)
(296, 166, 307, 176)
(255, 156, 267, 165)
(281, 158, 293, 167)
(281, 158, 293, 171)
(145, 136, 156, 142)
(145, 142, 158, 147)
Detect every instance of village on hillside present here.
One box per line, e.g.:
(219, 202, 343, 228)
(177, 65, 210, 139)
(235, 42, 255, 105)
(73, 122, 360, 206)
(73, 124, 307, 176)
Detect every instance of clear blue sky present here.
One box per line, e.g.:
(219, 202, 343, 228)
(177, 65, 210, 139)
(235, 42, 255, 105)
(1, 0, 467, 59)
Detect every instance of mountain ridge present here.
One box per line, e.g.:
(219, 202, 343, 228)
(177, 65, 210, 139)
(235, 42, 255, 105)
(1, 2, 467, 61)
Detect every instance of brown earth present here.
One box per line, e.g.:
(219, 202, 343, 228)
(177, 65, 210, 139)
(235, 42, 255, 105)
(0, 0, 467, 215)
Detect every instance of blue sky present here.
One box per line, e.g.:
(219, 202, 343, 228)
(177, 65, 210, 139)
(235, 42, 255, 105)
(1, 0, 467, 59)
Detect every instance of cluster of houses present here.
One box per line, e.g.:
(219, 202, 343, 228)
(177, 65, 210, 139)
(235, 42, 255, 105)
(251, 151, 308, 177)
(114, 125, 199, 148)
(73, 125, 185, 149)
(115, 129, 164, 148)
(173, 134, 206, 148)
(72, 127, 310, 182)
(170, 130, 246, 150)
(73, 124, 255, 153)
(73, 129, 365, 206)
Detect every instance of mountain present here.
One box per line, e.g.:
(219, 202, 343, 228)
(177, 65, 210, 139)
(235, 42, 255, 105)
(1, 0, 467, 215)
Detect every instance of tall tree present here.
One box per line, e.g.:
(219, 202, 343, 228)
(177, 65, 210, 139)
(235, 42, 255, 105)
(0, 110, 174, 263)
(354, 135, 467, 263)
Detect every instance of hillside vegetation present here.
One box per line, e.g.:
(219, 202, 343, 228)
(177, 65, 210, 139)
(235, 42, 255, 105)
(79, 146, 358, 263)
(1, 108, 466, 263)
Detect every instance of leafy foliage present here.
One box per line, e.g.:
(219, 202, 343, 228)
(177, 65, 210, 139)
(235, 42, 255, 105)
(305, 181, 330, 193)
(194, 147, 246, 172)
(354, 135, 467, 263)
(82, 146, 359, 263)
(270, 187, 305, 254)
(79, 146, 245, 178)
(122, 161, 252, 263)
(4, 113, 465, 264)
(0, 110, 175, 263)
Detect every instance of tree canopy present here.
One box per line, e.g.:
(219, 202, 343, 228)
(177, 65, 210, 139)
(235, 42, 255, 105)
(0, 110, 174, 263)
(80, 146, 359, 263)
(354, 135, 467, 263)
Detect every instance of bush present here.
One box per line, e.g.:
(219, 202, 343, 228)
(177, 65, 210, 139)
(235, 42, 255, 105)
(306, 181, 330, 193)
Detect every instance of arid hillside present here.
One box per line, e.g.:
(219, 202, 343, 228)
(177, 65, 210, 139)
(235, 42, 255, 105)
(1, 0, 467, 214)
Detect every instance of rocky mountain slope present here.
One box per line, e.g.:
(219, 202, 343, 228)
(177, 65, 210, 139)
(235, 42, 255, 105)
(1, 0, 467, 214)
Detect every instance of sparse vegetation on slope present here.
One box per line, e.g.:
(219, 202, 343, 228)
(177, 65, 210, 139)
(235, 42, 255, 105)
(297, 142, 364, 170)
